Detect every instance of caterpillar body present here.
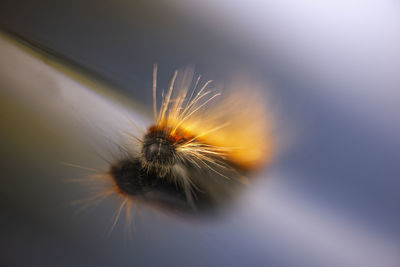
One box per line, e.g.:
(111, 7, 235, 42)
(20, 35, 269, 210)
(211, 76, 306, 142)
(87, 65, 273, 217)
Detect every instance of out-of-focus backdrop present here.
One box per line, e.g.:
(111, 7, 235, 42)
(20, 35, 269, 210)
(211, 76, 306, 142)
(0, 1, 399, 266)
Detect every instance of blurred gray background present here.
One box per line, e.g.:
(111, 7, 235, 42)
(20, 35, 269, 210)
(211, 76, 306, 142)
(0, 0, 399, 266)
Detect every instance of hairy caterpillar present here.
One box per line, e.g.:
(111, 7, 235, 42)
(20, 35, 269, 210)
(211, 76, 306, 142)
(78, 65, 274, 221)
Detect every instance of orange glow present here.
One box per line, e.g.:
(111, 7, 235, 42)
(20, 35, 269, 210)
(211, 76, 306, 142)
(152, 66, 274, 171)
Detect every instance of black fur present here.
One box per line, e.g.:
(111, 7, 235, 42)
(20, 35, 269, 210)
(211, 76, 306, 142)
(142, 130, 176, 166)
(109, 159, 215, 214)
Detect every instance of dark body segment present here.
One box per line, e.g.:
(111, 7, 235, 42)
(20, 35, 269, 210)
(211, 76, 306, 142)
(142, 128, 177, 166)
(108, 126, 238, 215)
(109, 159, 214, 214)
